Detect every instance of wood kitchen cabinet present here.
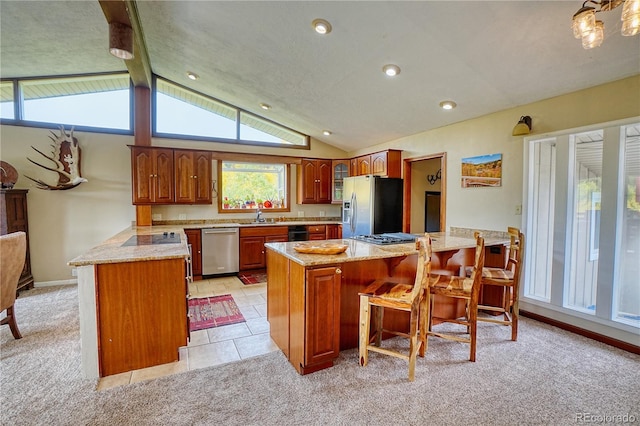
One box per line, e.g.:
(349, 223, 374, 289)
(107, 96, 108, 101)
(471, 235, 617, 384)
(325, 224, 342, 240)
(331, 160, 349, 204)
(174, 150, 212, 204)
(266, 250, 341, 375)
(0, 189, 34, 292)
(239, 226, 288, 270)
(350, 150, 402, 178)
(184, 229, 202, 279)
(307, 225, 326, 240)
(131, 146, 174, 204)
(297, 159, 332, 204)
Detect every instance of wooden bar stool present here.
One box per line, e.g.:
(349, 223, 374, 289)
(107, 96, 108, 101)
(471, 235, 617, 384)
(474, 227, 524, 341)
(358, 234, 432, 381)
(425, 234, 485, 362)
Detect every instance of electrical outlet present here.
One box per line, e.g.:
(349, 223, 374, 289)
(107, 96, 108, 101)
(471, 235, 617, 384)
(515, 204, 522, 215)
(152, 214, 162, 221)
(71, 268, 77, 277)
(178, 213, 187, 220)
(298, 211, 304, 217)
(319, 211, 325, 217)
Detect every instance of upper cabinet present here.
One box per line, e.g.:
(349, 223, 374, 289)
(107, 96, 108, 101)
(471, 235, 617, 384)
(298, 159, 332, 204)
(130, 146, 212, 205)
(331, 160, 349, 204)
(351, 150, 401, 178)
(131, 147, 174, 204)
(174, 150, 212, 204)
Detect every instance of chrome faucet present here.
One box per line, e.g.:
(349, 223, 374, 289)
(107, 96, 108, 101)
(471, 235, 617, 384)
(256, 208, 264, 222)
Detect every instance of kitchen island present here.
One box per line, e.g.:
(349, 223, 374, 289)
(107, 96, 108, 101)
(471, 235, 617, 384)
(69, 226, 190, 378)
(264, 231, 508, 375)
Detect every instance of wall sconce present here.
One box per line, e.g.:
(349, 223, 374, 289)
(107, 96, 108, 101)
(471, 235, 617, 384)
(512, 116, 532, 136)
(427, 169, 441, 185)
(109, 22, 134, 60)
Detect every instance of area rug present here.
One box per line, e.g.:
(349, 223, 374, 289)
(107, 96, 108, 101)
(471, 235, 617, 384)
(188, 295, 245, 331)
(238, 270, 267, 285)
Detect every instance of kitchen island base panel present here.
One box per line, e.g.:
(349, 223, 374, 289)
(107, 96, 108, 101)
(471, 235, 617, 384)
(96, 258, 187, 377)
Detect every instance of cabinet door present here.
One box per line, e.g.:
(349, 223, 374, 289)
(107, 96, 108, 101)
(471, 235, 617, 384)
(305, 266, 341, 366)
(154, 149, 174, 204)
(357, 155, 371, 175)
(350, 158, 358, 176)
(193, 151, 212, 204)
(131, 148, 154, 204)
(371, 151, 388, 176)
(174, 150, 195, 204)
(331, 160, 349, 204)
(325, 224, 342, 240)
(239, 236, 266, 270)
(184, 229, 202, 277)
(299, 159, 318, 204)
(317, 160, 332, 204)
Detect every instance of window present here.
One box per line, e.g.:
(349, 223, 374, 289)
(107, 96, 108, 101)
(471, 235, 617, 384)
(524, 120, 640, 336)
(154, 77, 309, 148)
(218, 161, 289, 212)
(19, 74, 130, 130)
(155, 78, 236, 139)
(0, 81, 15, 119)
(613, 125, 640, 326)
(566, 130, 603, 314)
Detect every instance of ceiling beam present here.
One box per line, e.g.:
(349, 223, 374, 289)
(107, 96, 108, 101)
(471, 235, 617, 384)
(99, 0, 152, 88)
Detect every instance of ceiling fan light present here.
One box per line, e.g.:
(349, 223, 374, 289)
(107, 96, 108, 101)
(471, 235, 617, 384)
(582, 20, 604, 48)
(572, 6, 596, 38)
(109, 22, 134, 60)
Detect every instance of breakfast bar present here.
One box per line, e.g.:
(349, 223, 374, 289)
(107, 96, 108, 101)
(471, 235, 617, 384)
(264, 231, 509, 375)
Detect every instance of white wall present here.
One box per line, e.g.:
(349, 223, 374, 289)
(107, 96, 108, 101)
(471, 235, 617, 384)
(1, 75, 638, 283)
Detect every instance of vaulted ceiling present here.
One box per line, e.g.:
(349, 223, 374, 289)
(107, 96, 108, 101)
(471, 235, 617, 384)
(1, 1, 639, 152)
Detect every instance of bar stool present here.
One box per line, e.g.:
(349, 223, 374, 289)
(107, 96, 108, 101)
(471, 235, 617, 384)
(425, 234, 485, 362)
(358, 234, 432, 381)
(474, 227, 524, 341)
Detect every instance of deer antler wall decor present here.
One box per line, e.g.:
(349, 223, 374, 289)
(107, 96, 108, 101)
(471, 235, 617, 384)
(25, 125, 88, 190)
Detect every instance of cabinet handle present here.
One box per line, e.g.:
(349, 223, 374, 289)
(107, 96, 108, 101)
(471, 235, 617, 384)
(335, 268, 342, 274)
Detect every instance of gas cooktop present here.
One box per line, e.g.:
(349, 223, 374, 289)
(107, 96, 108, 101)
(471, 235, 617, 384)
(351, 233, 416, 245)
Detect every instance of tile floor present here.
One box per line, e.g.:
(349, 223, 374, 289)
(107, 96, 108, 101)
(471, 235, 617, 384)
(97, 275, 277, 391)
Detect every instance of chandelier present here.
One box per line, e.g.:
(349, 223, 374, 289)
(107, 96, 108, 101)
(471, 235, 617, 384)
(572, 0, 640, 48)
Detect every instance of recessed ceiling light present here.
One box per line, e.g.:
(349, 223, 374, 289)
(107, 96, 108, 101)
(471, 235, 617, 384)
(382, 64, 401, 77)
(312, 19, 332, 35)
(186, 72, 199, 81)
(260, 103, 271, 110)
(322, 130, 332, 136)
(439, 100, 457, 110)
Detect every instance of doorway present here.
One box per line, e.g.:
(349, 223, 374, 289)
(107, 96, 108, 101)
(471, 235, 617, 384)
(402, 153, 446, 233)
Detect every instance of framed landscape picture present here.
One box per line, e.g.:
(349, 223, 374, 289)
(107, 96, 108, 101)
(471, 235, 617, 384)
(461, 153, 502, 188)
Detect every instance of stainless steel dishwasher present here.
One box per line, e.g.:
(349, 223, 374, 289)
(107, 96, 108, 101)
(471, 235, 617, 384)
(201, 227, 239, 276)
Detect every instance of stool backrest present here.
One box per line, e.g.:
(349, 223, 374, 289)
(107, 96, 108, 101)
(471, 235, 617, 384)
(413, 233, 432, 299)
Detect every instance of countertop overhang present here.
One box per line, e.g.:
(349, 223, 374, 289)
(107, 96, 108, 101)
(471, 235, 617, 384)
(264, 232, 509, 267)
(68, 226, 190, 266)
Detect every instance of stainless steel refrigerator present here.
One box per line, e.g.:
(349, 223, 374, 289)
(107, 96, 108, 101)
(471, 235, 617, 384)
(342, 175, 403, 238)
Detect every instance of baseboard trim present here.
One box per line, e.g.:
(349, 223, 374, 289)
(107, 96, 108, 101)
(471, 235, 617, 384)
(521, 310, 640, 355)
(34, 279, 78, 287)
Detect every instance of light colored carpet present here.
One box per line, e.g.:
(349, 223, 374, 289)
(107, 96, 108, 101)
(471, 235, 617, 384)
(1, 285, 638, 425)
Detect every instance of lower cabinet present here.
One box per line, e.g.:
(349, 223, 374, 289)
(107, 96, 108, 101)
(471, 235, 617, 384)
(239, 226, 288, 270)
(307, 225, 326, 241)
(269, 251, 342, 375)
(184, 229, 202, 279)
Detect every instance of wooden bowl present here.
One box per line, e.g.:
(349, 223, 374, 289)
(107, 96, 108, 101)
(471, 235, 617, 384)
(293, 242, 348, 255)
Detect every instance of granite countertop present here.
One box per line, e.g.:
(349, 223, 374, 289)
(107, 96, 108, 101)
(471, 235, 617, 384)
(154, 219, 341, 229)
(264, 232, 509, 267)
(68, 226, 190, 267)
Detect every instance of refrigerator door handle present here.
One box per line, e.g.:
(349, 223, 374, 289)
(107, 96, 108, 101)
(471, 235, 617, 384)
(351, 192, 357, 234)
